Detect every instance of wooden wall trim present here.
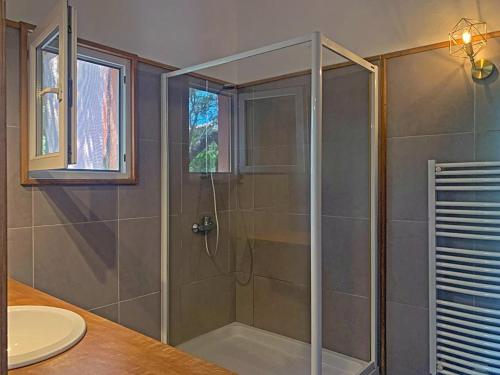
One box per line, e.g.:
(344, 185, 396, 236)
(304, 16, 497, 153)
(0, 1, 6, 374)
(18, 23, 138, 185)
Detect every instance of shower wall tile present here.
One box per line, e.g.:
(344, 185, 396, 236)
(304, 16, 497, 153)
(177, 276, 234, 342)
(167, 76, 189, 144)
(230, 173, 254, 210)
(120, 292, 161, 340)
(322, 65, 369, 145)
(235, 272, 253, 325)
(323, 290, 370, 361)
(253, 210, 310, 246)
(387, 220, 428, 308)
(170, 212, 230, 288)
(386, 302, 429, 375)
(33, 185, 118, 226)
(136, 63, 166, 141)
(322, 216, 370, 297)
(118, 139, 161, 219)
(33, 221, 118, 310)
(119, 217, 161, 300)
(168, 142, 182, 215)
(253, 276, 310, 342)
(387, 133, 474, 221)
(254, 239, 310, 285)
(322, 138, 369, 219)
(7, 228, 33, 286)
(387, 48, 473, 138)
(90, 303, 119, 323)
(6, 126, 32, 229)
(6, 27, 19, 127)
(180, 146, 231, 213)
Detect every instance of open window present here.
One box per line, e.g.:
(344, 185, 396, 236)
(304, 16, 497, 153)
(21, 0, 136, 184)
(28, 0, 76, 171)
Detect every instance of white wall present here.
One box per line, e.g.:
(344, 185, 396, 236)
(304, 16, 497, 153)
(236, 0, 500, 59)
(7, 0, 239, 68)
(8, 0, 500, 79)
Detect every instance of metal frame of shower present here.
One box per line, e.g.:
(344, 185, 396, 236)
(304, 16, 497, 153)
(160, 31, 379, 375)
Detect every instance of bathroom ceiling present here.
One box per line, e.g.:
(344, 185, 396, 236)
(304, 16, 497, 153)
(8, 0, 500, 72)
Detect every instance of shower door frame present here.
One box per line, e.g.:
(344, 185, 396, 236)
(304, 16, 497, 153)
(160, 31, 379, 375)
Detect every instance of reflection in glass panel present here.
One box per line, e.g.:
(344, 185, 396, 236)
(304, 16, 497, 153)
(69, 59, 120, 171)
(37, 32, 60, 156)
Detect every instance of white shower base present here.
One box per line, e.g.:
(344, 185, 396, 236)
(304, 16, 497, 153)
(178, 322, 377, 375)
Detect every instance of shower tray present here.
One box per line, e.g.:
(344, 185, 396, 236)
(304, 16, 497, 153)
(178, 322, 376, 375)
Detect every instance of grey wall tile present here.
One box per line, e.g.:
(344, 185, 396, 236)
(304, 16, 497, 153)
(322, 138, 369, 219)
(475, 130, 500, 161)
(388, 133, 474, 221)
(119, 217, 161, 300)
(323, 65, 369, 144)
(6, 27, 19, 127)
(254, 210, 309, 246)
(235, 272, 253, 325)
(168, 142, 182, 216)
(33, 221, 118, 310)
(170, 212, 230, 288)
(180, 146, 230, 214)
(387, 48, 473, 137)
(474, 37, 500, 133)
(7, 127, 32, 229)
(167, 75, 189, 144)
(386, 302, 429, 375)
(119, 139, 160, 218)
(177, 276, 234, 343)
(387, 220, 428, 308)
(7, 227, 32, 286)
(254, 276, 310, 342)
(33, 185, 117, 226)
(322, 216, 370, 297)
(230, 173, 254, 210)
(254, 240, 309, 285)
(90, 303, 119, 323)
(323, 290, 370, 361)
(137, 63, 165, 141)
(120, 292, 161, 340)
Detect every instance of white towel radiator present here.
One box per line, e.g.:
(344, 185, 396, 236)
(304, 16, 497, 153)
(429, 160, 500, 375)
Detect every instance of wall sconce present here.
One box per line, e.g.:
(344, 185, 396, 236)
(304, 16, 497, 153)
(449, 18, 496, 80)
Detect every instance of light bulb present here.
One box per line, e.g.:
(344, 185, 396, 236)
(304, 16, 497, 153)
(462, 30, 472, 44)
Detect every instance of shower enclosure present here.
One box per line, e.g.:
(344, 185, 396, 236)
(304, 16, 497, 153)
(160, 32, 379, 375)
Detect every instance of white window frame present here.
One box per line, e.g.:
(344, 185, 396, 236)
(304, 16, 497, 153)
(237, 87, 306, 174)
(29, 45, 133, 181)
(28, 0, 76, 171)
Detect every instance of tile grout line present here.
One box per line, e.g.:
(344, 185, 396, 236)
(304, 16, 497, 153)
(117, 186, 121, 323)
(387, 130, 474, 140)
(31, 216, 160, 229)
(119, 290, 161, 305)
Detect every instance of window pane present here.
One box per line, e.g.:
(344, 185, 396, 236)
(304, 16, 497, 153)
(36, 31, 60, 156)
(189, 87, 230, 173)
(69, 59, 120, 171)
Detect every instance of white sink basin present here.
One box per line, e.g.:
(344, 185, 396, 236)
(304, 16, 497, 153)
(8, 305, 86, 369)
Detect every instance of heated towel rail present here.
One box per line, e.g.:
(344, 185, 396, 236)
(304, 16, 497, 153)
(429, 160, 500, 375)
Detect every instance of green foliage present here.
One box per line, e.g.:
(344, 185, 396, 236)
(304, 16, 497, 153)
(188, 88, 219, 173)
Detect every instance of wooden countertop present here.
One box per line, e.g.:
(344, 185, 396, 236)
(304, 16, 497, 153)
(8, 280, 234, 375)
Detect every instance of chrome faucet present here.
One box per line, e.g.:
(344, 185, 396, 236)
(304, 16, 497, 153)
(192, 216, 215, 234)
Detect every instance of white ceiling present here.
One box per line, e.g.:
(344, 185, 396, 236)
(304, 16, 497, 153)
(8, 0, 500, 71)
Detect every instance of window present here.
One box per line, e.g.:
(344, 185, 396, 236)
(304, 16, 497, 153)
(238, 87, 305, 173)
(22, 0, 136, 184)
(188, 86, 231, 173)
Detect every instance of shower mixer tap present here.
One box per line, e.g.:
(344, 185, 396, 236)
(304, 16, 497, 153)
(192, 216, 215, 234)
